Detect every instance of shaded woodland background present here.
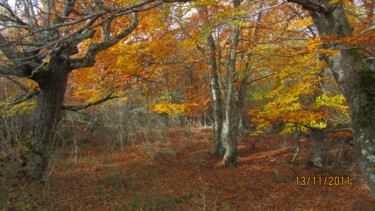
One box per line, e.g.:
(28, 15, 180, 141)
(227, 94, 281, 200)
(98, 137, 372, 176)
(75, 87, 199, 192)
(1, 0, 375, 210)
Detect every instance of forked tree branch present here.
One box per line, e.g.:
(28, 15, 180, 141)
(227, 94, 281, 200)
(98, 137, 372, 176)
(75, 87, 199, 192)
(6, 86, 125, 111)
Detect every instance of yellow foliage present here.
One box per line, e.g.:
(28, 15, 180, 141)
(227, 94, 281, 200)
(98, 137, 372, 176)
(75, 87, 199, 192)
(280, 123, 308, 135)
(318, 49, 339, 58)
(250, 130, 263, 136)
(150, 101, 189, 117)
(279, 124, 296, 135)
(0, 99, 36, 118)
(309, 120, 327, 129)
(291, 18, 313, 28)
(328, 0, 341, 4)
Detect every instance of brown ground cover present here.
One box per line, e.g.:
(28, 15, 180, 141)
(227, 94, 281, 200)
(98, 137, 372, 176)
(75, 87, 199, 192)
(1, 126, 374, 210)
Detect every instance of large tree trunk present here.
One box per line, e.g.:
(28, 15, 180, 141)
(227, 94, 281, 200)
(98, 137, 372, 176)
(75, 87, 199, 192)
(29, 57, 70, 179)
(222, 77, 248, 166)
(231, 78, 248, 142)
(289, 0, 375, 199)
(328, 48, 375, 198)
(221, 0, 242, 167)
(207, 33, 224, 155)
(311, 6, 375, 200)
(197, 5, 224, 155)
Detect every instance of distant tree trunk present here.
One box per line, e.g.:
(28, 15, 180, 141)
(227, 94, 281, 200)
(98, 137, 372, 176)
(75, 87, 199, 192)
(207, 33, 224, 155)
(290, 125, 301, 164)
(29, 57, 70, 179)
(288, 0, 375, 199)
(307, 128, 326, 168)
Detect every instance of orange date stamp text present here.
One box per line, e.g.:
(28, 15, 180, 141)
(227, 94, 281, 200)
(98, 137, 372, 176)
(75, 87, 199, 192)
(295, 176, 351, 186)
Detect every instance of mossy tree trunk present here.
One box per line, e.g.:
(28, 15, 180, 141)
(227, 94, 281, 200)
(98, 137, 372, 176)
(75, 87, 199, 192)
(288, 0, 375, 199)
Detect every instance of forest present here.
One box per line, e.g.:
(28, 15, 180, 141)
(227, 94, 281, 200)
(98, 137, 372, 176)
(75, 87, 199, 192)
(0, 0, 375, 210)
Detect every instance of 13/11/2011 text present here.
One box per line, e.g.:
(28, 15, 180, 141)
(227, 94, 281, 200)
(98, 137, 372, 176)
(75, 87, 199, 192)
(295, 176, 351, 186)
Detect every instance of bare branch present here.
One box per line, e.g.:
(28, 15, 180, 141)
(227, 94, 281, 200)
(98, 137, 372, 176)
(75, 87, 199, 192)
(70, 12, 139, 69)
(10, 90, 39, 105)
(53, 0, 77, 24)
(1, 74, 29, 92)
(162, 0, 194, 2)
(325, 127, 352, 133)
(0, 74, 39, 105)
(0, 65, 31, 77)
(62, 92, 126, 111)
(247, 73, 276, 84)
(196, 44, 206, 55)
(0, 33, 21, 61)
(357, 24, 375, 35)
(0, 1, 29, 26)
(250, 52, 308, 57)
(1, 0, 195, 78)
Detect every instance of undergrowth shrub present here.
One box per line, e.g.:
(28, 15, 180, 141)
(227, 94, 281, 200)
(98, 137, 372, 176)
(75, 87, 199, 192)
(91, 101, 176, 151)
(151, 149, 178, 163)
(0, 177, 43, 210)
(0, 99, 35, 152)
(0, 144, 41, 178)
(55, 99, 205, 163)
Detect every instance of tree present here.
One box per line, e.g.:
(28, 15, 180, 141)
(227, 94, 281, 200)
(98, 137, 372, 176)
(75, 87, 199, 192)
(287, 0, 375, 199)
(0, 0, 191, 179)
(191, 0, 254, 165)
(191, 0, 298, 166)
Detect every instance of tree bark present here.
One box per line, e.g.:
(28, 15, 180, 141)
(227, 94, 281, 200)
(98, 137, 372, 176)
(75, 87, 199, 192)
(291, 126, 301, 164)
(288, 0, 375, 199)
(207, 33, 223, 155)
(231, 77, 248, 143)
(307, 128, 326, 167)
(222, 0, 242, 167)
(29, 57, 70, 179)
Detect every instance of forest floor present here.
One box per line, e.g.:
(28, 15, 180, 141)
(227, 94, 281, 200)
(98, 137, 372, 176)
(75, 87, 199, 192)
(1, 125, 375, 210)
